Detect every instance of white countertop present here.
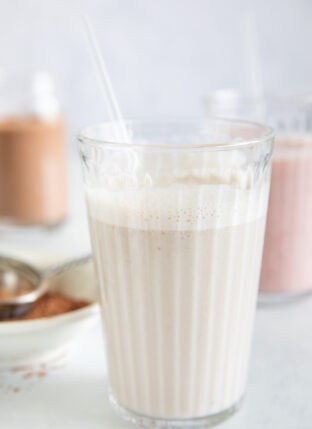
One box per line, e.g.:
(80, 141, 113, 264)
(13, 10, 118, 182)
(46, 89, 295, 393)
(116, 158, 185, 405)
(1, 160, 312, 428)
(1, 298, 312, 429)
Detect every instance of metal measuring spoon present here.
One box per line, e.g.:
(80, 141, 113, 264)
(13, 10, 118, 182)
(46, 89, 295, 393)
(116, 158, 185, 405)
(0, 254, 91, 321)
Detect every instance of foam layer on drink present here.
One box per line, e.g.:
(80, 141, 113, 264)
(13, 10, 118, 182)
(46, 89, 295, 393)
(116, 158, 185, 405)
(274, 133, 312, 157)
(87, 171, 267, 231)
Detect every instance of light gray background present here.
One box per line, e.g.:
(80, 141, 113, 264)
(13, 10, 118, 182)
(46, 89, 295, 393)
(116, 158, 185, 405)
(0, 0, 311, 140)
(1, 3, 312, 427)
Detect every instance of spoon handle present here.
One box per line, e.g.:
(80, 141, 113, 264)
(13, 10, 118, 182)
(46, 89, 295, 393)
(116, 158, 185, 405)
(41, 254, 92, 279)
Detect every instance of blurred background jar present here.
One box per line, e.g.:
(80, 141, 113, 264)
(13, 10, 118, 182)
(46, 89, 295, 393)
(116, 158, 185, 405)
(204, 91, 312, 303)
(0, 69, 68, 227)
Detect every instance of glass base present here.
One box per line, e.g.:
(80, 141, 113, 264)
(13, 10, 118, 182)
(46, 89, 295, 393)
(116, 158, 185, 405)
(0, 217, 67, 231)
(258, 288, 312, 306)
(109, 393, 243, 428)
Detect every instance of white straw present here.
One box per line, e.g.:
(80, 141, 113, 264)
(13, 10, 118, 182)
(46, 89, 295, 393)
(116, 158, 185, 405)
(244, 11, 266, 121)
(81, 14, 130, 142)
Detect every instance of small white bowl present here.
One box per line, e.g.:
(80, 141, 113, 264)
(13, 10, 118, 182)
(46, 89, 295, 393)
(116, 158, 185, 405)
(0, 259, 100, 368)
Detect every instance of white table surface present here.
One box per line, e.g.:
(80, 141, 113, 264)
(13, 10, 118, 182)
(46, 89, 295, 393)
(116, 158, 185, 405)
(1, 300, 312, 429)
(1, 160, 312, 428)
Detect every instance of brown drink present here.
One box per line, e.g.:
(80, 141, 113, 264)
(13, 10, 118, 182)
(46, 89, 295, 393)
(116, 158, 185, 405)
(0, 117, 67, 226)
(0, 71, 68, 226)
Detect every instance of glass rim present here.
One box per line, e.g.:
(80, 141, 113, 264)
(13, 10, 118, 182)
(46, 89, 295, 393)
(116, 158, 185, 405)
(77, 117, 274, 151)
(204, 92, 312, 106)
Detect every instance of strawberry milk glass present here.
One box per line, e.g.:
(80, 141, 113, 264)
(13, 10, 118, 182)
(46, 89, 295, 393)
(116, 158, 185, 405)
(205, 93, 312, 302)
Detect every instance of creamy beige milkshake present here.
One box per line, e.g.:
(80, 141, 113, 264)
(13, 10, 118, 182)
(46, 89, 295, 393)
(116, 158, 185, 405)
(79, 119, 273, 427)
(87, 173, 267, 418)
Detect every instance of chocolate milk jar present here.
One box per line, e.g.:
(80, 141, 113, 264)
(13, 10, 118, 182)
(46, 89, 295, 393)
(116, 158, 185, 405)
(0, 70, 68, 226)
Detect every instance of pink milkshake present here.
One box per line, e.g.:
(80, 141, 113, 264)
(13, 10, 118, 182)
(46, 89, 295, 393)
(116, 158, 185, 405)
(260, 136, 312, 295)
(204, 93, 312, 299)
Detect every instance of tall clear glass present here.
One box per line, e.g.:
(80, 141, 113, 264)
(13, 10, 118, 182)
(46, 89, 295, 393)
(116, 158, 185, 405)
(205, 94, 312, 303)
(78, 119, 273, 428)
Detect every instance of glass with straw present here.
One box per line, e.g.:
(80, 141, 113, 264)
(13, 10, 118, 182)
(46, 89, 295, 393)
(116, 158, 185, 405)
(78, 17, 274, 427)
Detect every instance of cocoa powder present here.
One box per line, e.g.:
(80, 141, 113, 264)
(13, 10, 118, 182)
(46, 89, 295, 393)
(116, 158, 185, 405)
(15, 293, 90, 320)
